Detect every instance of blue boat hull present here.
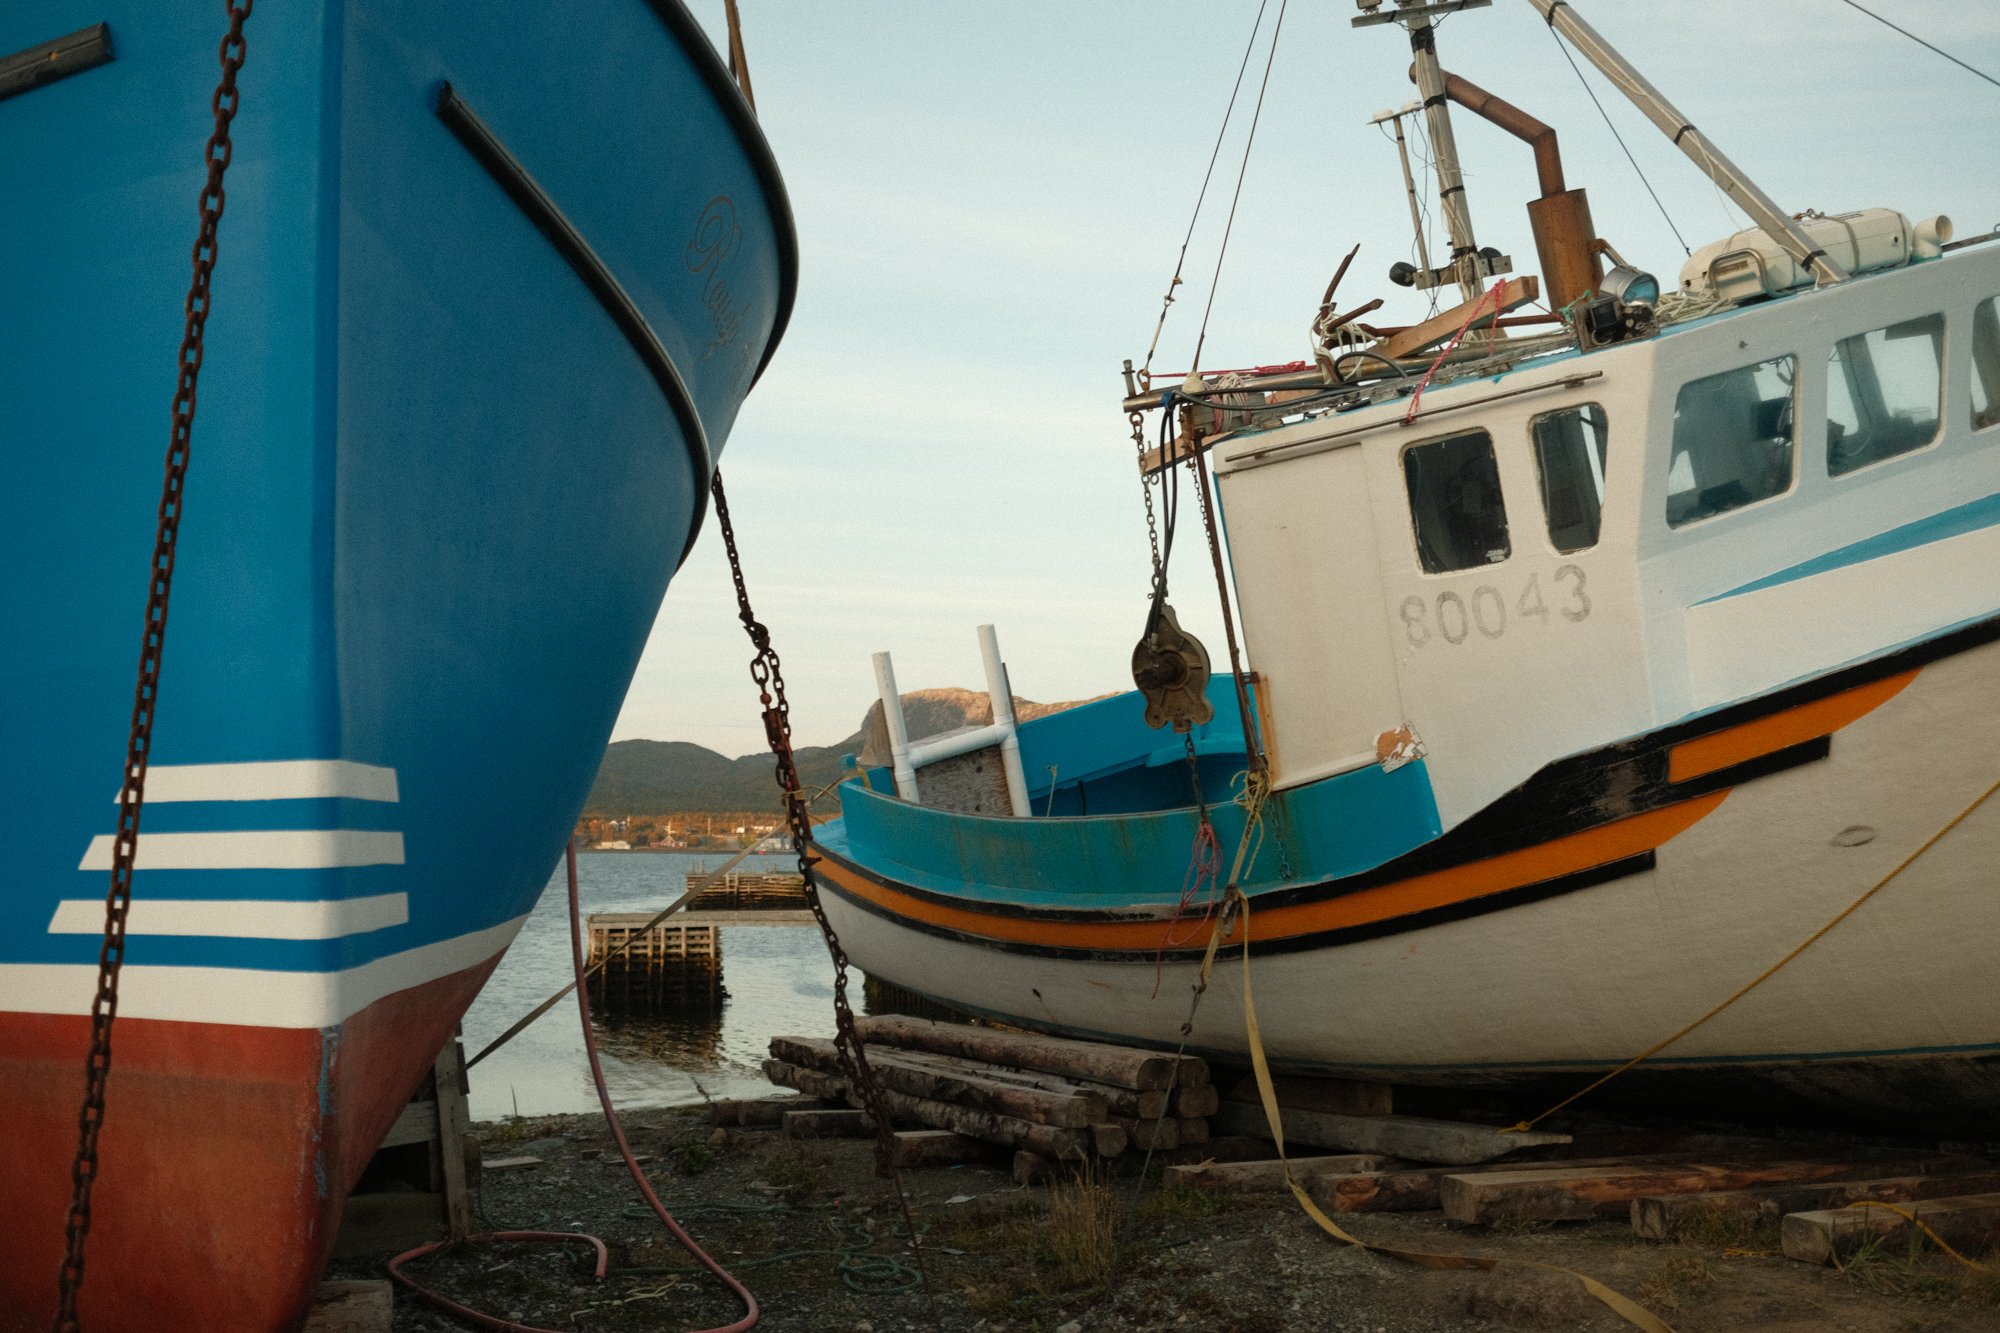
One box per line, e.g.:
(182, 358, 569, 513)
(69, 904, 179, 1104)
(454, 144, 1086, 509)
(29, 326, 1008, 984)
(0, 2, 791, 1326)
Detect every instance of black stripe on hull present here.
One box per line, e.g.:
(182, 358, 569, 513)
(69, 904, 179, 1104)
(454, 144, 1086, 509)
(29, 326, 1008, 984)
(436, 82, 715, 569)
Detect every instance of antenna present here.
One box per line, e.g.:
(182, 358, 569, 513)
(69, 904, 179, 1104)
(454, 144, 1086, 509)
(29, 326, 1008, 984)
(1354, 1, 1510, 303)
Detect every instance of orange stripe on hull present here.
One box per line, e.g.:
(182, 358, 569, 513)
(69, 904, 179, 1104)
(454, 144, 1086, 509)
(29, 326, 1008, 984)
(820, 792, 1727, 953)
(0, 959, 498, 1333)
(1669, 669, 1918, 783)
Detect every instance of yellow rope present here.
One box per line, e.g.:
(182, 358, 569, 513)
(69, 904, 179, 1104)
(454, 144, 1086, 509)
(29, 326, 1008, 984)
(1228, 893, 1677, 1332)
(1510, 773, 2000, 1133)
(1842, 1201, 1997, 1274)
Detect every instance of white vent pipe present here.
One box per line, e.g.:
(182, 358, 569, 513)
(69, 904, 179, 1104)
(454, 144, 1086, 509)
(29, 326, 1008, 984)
(870, 625, 1032, 817)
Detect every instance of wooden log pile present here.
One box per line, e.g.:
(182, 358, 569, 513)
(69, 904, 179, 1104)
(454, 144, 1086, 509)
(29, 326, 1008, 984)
(758, 1016, 1212, 1167)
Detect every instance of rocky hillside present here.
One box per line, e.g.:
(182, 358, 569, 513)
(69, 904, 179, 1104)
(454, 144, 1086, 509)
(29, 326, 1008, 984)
(583, 687, 1082, 817)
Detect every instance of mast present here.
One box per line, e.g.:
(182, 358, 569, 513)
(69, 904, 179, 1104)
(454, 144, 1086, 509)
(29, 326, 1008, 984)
(1525, 0, 1849, 286)
(1355, 1, 1510, 303)
(1371, 102, 1437, 282)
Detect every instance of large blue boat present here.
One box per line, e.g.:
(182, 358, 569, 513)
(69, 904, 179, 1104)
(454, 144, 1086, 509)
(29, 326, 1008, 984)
(0, 3, 792, 1327)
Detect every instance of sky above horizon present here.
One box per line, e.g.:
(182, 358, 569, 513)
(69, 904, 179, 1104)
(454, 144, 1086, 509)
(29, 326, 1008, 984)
(619, 0, 2000, 760)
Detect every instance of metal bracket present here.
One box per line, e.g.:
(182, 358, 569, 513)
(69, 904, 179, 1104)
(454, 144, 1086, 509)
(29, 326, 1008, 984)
(0, 23, 112, 103)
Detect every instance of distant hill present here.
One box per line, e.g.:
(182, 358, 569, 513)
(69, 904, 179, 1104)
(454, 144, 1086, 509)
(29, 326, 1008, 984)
(583, 687, 1085, 817)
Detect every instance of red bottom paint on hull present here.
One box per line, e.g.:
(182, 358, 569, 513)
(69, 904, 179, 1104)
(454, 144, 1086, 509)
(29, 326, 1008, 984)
(0, 957, 499, 1333)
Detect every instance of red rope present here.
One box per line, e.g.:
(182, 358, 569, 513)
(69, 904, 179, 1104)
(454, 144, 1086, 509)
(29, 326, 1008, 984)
(1152, 816, 1223, 998)
(388, 842, 760, 1331)
(1402, 280, 1509, 424)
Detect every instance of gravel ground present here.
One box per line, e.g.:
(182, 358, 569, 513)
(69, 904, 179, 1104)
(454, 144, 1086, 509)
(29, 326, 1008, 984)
(329, 1107, 2000, 1332)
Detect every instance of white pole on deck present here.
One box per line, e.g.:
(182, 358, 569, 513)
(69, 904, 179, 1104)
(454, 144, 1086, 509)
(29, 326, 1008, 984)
(1525, 0, 1849, 286)
(977, 624, 1032, 819)
(872, 651, 918, 802)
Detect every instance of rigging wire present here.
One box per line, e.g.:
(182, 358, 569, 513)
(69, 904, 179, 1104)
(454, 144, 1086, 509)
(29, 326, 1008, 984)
(1190, 0, 1292, 375)
(1543, 20, 1691, 255)
(1836, 0, 2000, 91)
(1140, 0, 1272, 379)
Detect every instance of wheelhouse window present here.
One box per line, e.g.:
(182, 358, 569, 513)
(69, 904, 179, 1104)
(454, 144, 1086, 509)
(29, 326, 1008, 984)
(1403, 429, 1509, 573)
(1974, 296, 2000, 431)
(1827, 313, 1944, 475)
(1530, 404, 1609, 552)
(1667, 354, 1796, 528)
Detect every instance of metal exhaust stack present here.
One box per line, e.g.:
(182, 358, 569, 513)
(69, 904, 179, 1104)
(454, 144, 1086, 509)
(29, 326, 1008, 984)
(1433, 68, 1603, 317)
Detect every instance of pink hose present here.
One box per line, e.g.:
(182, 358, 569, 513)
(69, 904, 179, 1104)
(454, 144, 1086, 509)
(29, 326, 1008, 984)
(566, 838, 761, 1331)
(384, 841, 760, 1332)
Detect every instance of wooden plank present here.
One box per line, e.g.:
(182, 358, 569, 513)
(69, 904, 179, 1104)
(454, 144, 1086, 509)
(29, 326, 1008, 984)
(481, 1155, 545, 1173)
(1634, 1169, 2000, 1242)
(1315, 1167, 1446, 1214)
(1174, 1083, 1222, 1118)
(1224, 1074, 1391, 1118)
(885, 1047, 1170, 1119)
(1167, 1154, 1393, 1194)
(784, 1108, 874, 1139)
(432, 1039, 475, 1241)
(303, 1281, 393, 1333)
(1179, 1116, 1210, 1147)
(1783, 1192, 2000, 1266)
(852, 1015, 1203, 1091)
(378, 1100, 437, 1150)
(891, 1129, 996, 1169)
(712, 1095, 829, 1127)
(764, 1058, 1091, 1161)
(1211, 1101, 1568, 1165)
(1445, 1159, 1918, 1225)
(771, 1035, 1105, 1127)
(1377, 276, 1539, 361)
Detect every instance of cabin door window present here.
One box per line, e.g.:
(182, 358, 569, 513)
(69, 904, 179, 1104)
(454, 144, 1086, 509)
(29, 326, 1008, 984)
(1402, 430, 1510, 573)
(1667, 355, 1796, 527)
(1974, 297, 2000, 431)
(1529, 404, 1609, 552)
(1826, 313, 1944, 475)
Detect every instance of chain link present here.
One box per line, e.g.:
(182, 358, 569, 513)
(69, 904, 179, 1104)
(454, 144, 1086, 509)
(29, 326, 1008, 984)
(1129, 410, 1162, 580)
(53, 6, 254, 1327)
(708, 470, 930, 1292)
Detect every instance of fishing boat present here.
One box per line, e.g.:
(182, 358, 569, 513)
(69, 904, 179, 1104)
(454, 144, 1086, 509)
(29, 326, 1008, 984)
(815, 0, 2000, 1129)
(0, 3, 791, 1328)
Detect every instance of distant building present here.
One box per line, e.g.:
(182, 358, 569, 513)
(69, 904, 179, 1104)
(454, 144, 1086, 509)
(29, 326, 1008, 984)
(594, 840, 632, 851)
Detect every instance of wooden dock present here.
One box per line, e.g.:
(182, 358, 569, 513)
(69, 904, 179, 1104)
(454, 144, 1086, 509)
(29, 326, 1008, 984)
(582, 872, 812, 1011)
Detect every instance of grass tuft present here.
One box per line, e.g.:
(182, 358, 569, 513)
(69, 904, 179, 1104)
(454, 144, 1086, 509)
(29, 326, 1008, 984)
(1044, 1169, 1119, 1291)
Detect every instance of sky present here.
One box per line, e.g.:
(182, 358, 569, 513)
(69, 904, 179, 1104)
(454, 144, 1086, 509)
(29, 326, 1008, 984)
(617, 0, 2000, 759)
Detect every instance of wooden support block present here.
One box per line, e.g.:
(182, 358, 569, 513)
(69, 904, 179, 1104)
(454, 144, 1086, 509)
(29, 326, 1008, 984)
(712, 1095, 830, 1127)
(850, 1016, 1204, 1091)
(1314, 1167, 1447, 1214)
(891, 1129, 996, 1169)
(1212, 1101, 1566, 1166)
(771, 1035, 1105, 1127)
(1111, 1113, 1179, 1152)
(1445, 1159, 1911, 1225)
(764, 1058, 1090, 1161)
(1783, 1192, 2000, 1265)
(304, 1281, 392, 1333)
(1174, 1083, 1222, 1118)
(1178, 1117, 1210, 1147)
(784, 1109, 874, 1140)
(1377, 276, 1539, 361)
(432, 1039, 475, 1241)
(1633, 1168, 2000, 1242)
(1224, 1074, 1391, 1118)
(1090, 1122, 1129, 1159)
(1013, 1150, 1059, 1186)
(378, 1101, 439, 1150)
(481, 1155, 545, 1173)
(1167, 1154, 1393, 1194)
(884, 1047, 1167, 1119)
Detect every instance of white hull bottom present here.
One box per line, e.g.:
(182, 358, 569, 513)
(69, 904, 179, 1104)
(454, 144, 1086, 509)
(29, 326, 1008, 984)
(826, 642, 2000, 1124)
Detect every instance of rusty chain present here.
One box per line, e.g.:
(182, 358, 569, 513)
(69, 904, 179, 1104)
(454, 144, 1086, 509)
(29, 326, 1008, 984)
(707, 469, 930, 1292)
(53, 4, 254, 1328)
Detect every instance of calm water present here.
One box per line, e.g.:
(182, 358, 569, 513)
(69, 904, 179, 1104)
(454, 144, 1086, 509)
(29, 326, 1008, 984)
(461, 851, 872, 1121)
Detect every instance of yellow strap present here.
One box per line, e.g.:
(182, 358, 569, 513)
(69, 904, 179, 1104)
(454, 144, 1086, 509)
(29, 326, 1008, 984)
(1843, 1201, 1997, 1273)
(1232, 893, 1677, 1333)
(1511, 772, 2000, 1132)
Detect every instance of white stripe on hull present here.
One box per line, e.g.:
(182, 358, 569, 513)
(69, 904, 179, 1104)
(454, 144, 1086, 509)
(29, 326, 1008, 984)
(77, 829, 406, 871)
(0, 915, 526, 1028)
(45, 892, 410, 939)
(826, 640, 2000, 1078)
(110, 760, 400, 804)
